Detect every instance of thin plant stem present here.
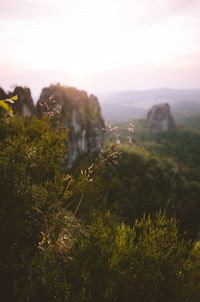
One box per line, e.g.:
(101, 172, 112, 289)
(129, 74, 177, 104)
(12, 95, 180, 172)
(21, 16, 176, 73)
(74, 192, 84, 217)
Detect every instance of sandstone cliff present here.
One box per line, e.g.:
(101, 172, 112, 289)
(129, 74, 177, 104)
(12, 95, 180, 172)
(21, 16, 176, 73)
(36, 84, 105, 167)
(0, 86, 35, 117)
(11, 87, 35, 117)
(0, 87, 8, 100)
(147, 103, 175, 132)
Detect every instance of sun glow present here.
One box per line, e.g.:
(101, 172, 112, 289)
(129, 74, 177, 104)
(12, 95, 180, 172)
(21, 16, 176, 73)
(1, 0, 200, 87)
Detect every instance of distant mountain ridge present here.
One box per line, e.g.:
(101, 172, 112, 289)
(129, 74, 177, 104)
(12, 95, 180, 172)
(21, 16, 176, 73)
(1, 68, 200, 123)
(97, 88, 200, 122)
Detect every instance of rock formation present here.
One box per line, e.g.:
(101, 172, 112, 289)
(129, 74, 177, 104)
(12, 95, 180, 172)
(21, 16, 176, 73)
(37, 84, 105, 167)
(0, 87, 8, 100)
(147, 103, 175, 132)
(0, 86, 35, 117)
(11, 87, 35, 117)
(1, 83, 105, 167)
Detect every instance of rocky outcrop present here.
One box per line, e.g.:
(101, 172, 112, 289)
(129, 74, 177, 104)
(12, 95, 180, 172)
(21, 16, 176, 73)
(1, 83, 105, 167)
(10, 87, 35, 117)
(37, 84, 105, 167)
(0, 86, 35, 117)
(0, 87, 8, 100)
(147, 103, 175, 132)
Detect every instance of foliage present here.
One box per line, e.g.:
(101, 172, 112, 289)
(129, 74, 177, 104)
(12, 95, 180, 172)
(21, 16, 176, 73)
(22, 213, 87, 302)
(101, 121, 200, 240)
(176, 113, 200, 130)
(1, 108, 200, 301)
(0, 114, 68, 301)
(113, 120, 200, 168)
(0, 95, 18, 116)
(65, 141, 200, 240)
(68, 212, 193, 302)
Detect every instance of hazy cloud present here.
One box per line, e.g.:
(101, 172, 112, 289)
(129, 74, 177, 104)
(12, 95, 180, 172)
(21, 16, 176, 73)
(164, 0, 199, 13)
(0, 0, 199, 24)
(0, 0, 70, 20)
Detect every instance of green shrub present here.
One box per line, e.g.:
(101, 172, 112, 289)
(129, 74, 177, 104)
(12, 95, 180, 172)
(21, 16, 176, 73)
(0, 114, 68, 301)
(69, 212, 191, 302)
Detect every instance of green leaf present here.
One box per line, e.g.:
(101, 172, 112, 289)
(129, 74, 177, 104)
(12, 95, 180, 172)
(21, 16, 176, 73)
(0, 100, 13, 116)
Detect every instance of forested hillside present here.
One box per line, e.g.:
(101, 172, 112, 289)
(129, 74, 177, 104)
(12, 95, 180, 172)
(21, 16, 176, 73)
(176, 113, 200, 130)
(106, 120, 200, 238)
(1, 98, 200, 301)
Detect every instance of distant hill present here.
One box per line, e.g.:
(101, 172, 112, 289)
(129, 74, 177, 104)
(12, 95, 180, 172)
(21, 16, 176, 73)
(97, 88, 200, 122)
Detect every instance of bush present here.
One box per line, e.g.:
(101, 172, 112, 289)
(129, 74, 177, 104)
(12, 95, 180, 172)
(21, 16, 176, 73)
(0, 114, 68, 301)
(69, 211, 191, 302)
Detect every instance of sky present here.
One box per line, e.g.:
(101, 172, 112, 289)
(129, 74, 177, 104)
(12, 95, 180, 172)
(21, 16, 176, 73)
(0, 0, 200, 95)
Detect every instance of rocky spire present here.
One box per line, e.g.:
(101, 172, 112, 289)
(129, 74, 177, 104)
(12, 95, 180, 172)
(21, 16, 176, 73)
(147, 103, 175, 132)
(37, 84, 105, 167)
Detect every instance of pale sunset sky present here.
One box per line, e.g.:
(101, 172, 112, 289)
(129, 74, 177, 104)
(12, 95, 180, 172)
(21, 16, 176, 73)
(0, 0, 200, 95)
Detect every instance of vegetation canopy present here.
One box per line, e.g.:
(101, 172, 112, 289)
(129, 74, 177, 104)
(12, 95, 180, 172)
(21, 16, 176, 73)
(0, 103, 200, 301)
